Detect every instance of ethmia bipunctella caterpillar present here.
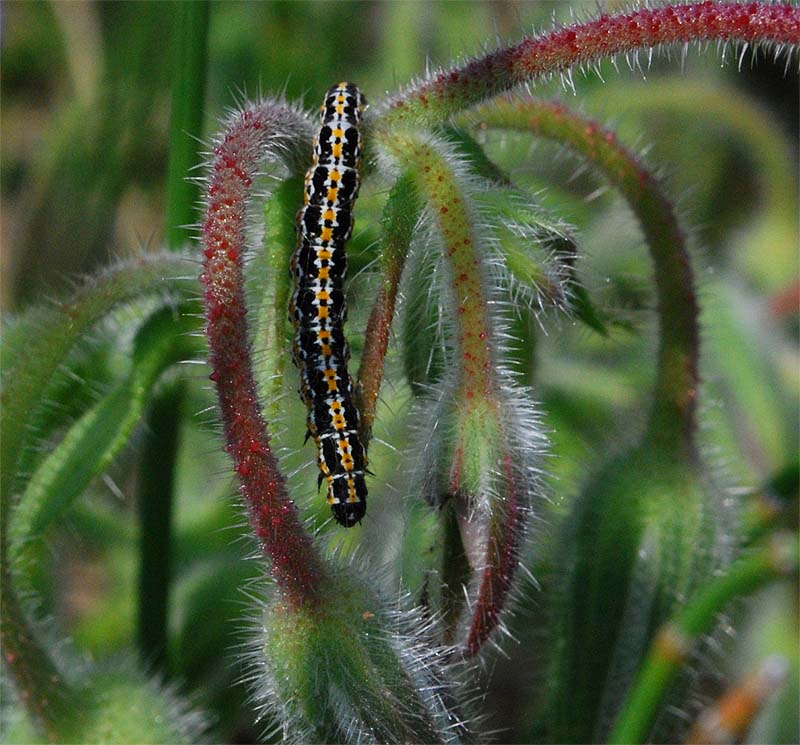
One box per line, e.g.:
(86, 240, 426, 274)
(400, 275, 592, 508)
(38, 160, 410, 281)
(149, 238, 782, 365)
(289, 82, 369, 527)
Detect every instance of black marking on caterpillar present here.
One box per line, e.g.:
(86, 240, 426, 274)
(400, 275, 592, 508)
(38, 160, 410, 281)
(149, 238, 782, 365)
(289, 82, 368, 527)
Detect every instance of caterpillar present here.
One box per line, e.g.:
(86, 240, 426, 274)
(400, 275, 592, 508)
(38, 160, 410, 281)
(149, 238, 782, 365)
(289, 82, 368, 527)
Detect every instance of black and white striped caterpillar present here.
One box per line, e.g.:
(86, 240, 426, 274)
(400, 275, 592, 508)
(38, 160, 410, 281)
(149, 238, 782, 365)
(289, 82, 368, 527)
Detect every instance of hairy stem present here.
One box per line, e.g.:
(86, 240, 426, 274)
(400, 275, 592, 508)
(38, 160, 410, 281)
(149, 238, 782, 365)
(388, 135, 496, 399)
(377, 2, 800, 129)
(472, 98, 699, 455)
(593, 78, 797, 235)
(464, 451, 524, 656)
(356, 175, 421, 445)
(201, 101, 326, 607)
(381, 131, 529, 655)
(592, 77, 798, 290)
(1, 255, 195, 505)
(0, 574, 75, 739)
(254, 176, 304, 418)
(0, 255, 194, 736)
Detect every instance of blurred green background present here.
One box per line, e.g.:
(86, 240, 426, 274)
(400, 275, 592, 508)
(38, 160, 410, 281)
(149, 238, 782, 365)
(1, 1, 797, 742)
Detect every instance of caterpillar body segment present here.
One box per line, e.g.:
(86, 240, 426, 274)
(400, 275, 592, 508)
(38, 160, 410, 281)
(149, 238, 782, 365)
(290, 82, 368, 527)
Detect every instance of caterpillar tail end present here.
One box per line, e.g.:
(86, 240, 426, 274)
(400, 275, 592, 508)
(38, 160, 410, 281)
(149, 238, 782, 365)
(331, 500, 367, 527)
(329, 474, 368, 527)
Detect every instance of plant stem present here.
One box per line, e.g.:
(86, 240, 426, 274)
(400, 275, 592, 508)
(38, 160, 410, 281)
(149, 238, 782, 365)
(388, 135, 496, 400)
(356, 175, 421, 445)
(464, 451, 524, 656)
(472, 98, 699, 455)
(609, 532, 799, 744)
(201, 101, 326, 607)
(0, 570, 76, 738)
(137, 2, 209, 671)
(378, 2, 800, 128)
(165, 0, 210, 250)
(1, 255, 196, 508)
(254, 176, 304, 418)
(381, 131, 530, 655)
(137, 383, 182, 673)
(591, 78, 798, 250)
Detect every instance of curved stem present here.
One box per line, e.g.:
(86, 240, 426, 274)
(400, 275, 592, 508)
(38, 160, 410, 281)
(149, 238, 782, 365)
(471, 98, 699, 455)
(388, 136, 496, 398)
(1, 254, 196, 505)
(356, 175, 421, 445)
(377, 2, 800, 129)
(0, 573, 76, 739)
(380, 131, 530, 656)
(591, 78, 797, 227)
(1, 254, 193, 737)
(201, 101, 326, 607)
(464, 451, 524, 656)
(591, 78, 798, 291)
(609, 532, 798, 744)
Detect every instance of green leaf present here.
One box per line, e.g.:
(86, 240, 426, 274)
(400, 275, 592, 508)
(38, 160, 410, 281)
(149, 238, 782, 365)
(1, 253, 198, 508)
(475, 190, 608, 333)
(9, 304, 202, 564)
(401, 243, 449, 392)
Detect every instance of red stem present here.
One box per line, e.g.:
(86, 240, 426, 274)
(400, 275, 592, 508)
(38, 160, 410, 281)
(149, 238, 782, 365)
(201, 101, 326, 607)
(356, 175, 421, 445)
(380, 2, 799, 127)
(465, 451, 524, 656)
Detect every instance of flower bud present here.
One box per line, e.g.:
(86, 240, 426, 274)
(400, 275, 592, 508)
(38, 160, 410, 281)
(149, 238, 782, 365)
(249, 570, 467, 743)
(546, 444, 732, 742)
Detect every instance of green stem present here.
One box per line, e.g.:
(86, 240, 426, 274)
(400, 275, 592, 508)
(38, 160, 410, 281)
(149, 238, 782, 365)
(1, 254, 196, 506)
(137, 383, 183, 673)
(592, 79, 796, 224)
(254, 176, 304, 418)
(609, 533, 799, 744)
(136, 1, 209, 671)
(165, 0, 210, 250)
(380, 131, 531, 655)
(471, 98, 699, 456)
(382, 132, 496, 400)
(0, 572, 76, 738)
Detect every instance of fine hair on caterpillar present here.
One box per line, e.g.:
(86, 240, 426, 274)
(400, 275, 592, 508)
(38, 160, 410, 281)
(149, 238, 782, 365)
(289, 82, 369, 527)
